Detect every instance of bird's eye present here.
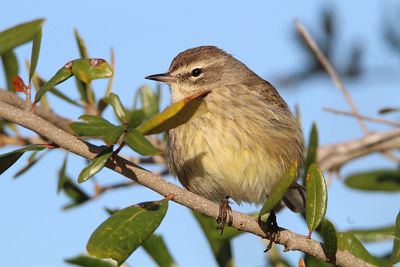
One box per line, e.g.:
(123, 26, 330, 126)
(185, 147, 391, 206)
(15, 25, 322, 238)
(191, 68, 202, 77)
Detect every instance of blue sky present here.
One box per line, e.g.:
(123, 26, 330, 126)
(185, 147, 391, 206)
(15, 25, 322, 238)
(1, 1, 399, 266)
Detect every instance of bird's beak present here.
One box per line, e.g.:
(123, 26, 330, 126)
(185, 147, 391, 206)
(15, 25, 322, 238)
(145, 72, 176, 83)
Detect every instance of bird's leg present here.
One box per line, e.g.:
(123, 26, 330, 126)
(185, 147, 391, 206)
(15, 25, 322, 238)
(216, 196, 233, 235)
(259, 210, 280, 252)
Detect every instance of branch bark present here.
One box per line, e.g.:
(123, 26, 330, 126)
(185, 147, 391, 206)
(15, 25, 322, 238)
(0, 96, 374, 267)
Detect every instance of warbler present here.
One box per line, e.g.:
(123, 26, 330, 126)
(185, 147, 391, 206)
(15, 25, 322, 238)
(146, 46, 305, 226)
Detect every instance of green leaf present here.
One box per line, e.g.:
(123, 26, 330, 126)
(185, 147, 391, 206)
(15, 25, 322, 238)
(267, 245, 292, 267)
(58, 154, 69, 193)
(127, 110, 145, 129)
(138, 85, 160, 118)
(303, 122, 318, 183)
(0, 19, 45, 54)
(306, 164, 328, 237)
(304, 255, 334, 267)
(125, 129, 161, 156)
(320, 219, 337, 262)
(78, 147, 113, 183)
(108, 93, 128, 123)
(337, 232, 387, 266)
(138, 90, 210, 135)
(103, 126, 125, 146)
(74, 29, 89, 59)
(0, 144, 46, 175)
(1, 50, 19, 91)
(71, 58, 113, 84)
(192, 211, 237, 267)
(345, 169, 400, 192)
(34, 62, 73, 104)
(70, 115, 116, 137)
(142, 234, 176, 267)
(65, 254, 117, 267)
(391, 212, 400, 265)
(87, 199, 169, 265)
(349, 225, 396, 243)
(13, 150, 47, 178)
(62, 177, 90, 210)
(49, 86, 82, 107)
(259, 161, 298, 217)
(29, 28, 42, 83)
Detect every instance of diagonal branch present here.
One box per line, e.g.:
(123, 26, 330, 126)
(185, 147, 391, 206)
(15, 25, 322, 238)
(0, 97, 373, 267)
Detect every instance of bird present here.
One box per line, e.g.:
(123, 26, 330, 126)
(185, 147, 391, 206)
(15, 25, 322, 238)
(146, 46, 305, 232)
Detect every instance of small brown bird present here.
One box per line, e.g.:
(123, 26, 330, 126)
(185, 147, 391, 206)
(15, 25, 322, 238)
(146, 46, 305, 227)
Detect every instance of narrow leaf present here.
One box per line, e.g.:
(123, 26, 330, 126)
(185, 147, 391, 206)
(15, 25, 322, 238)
(0, 19, 45, 54)
(345, 169, 400, 192)
(13, 150, 47, 178)
(0, 144, 46, 175)
(103, 126, 125, 145)
(139, 85, 160, 118)
(127, 110, 145, 129)
(303, 122, 318, 183)
(58, 155, 68, 193)
(391, 212, 400, 265)
(349, 225, 396, 243)
(192, 211, 236, 267)
(71, 58, 113, 84)
(78, 147, 113, 183)
(65, 254, 117, 267)
(108, 93, 128, 123)
(259, 161, 298, 217)
(337, 232, 387, 266)
(29, 28, 42, 83)
(125, 129, 161, 156)
(87, 199, 169, 265)
(34, 62, 73, 104)
(138, 90, 210, 135)
(142, 234, 176, 267)
(320, 219, 337, 262)
(306, 164, 328, 237)
(74, 29, 89, 59)
(70, 115, 116, 137)
(1, 50, 19, 91)
(62, 177, 90, 210)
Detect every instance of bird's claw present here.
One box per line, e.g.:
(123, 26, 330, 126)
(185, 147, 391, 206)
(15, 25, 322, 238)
(216, 196, 233, 235)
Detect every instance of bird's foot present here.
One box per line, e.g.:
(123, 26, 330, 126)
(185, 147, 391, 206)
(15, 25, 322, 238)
(260, 211, 280, 252)
(216, 196, 233, 235)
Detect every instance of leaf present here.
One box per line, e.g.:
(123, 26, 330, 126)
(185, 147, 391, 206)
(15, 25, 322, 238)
(78, 147, 113, 183)
(13, 150, 47, 178)
(108, 93, 128, 123)
(65, 254, 117, 267)
(192, 211, 238, 267)
(12, 75, 26, 92)
(103, 126, 125, 146)
(87, 199, 169, 265)
(62, 178, 90, 210)
(378, 107, 400, 114)
(391, 212, 400, 265)
(125, 129, 161, 156)
(34, 62, 73, 104)
(0, 19, 45, 54)
(138, 85, 160, 118)
(303, 122, 318, 183)
(320, 219, 337, 262)
(0, 144, 46, 175)
(337, 232, 387, 266)
(1, 50, 19, 91)
(349, 225, 396, 243)
(259, 161, 298, 217)
(267, 245, 292, 267)
(127, 110, 145, 129)
(306, 164, 328, 237)
(71, 58, 113, 84)
(74, 29, 89, 59)
(58, 154, 69, 193)
(137, 90, 210, 135)
(70, 115, 116, 137)
(142, 234, 176, 267)
(345, 169, 400, 192)
(29, 27, 42, 83)
(304, 255, 334, 267)
(49, 86, 82, 107)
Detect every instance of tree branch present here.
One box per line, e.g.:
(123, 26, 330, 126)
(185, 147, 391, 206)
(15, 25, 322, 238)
(0, 97, 374, 267)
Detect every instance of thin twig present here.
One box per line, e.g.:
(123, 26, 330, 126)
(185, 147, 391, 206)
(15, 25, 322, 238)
(295, 20, 369, 134)
(323, 107, 400, 127)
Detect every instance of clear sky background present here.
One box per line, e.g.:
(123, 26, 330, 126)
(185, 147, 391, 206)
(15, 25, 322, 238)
(1, 1, 399, 266)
